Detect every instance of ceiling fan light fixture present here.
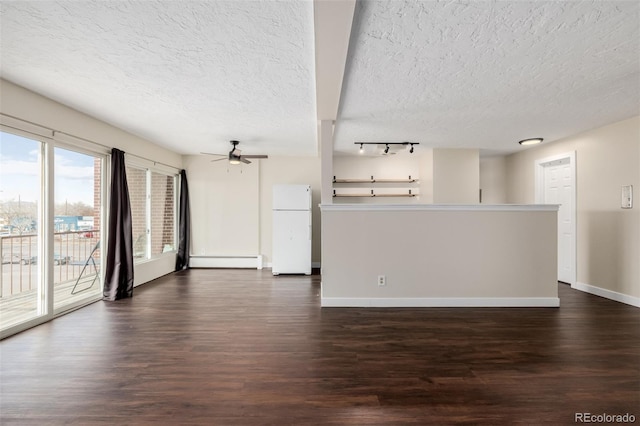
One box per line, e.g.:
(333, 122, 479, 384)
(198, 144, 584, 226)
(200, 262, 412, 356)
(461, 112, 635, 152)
(518, 138, 544, 146)
(203, 140, 267, 164)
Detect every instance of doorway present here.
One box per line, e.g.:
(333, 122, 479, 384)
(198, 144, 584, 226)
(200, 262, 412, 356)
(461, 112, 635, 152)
(535, 152, 576, 285)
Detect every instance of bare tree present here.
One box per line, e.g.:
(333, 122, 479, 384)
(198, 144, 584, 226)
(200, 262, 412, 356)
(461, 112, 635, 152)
(0, 199, 37, 235)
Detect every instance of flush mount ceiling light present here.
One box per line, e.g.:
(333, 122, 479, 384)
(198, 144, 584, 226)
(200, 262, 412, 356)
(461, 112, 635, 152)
(518, 138, 544, 146)
(354, 142, 419, 155)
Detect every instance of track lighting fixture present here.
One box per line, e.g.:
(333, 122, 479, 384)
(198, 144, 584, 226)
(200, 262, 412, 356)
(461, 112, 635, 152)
(354, 141, 420, 155)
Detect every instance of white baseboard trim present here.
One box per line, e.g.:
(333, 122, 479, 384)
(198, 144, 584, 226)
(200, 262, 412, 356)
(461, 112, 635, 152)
(189, 255, 263, 269)
(321, 297, 560, 308)
(263, 262, 321, 269)
(573, 282, 640, 308)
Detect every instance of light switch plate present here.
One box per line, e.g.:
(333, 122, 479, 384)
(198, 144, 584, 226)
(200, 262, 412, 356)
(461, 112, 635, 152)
(621, 185, 633, 209)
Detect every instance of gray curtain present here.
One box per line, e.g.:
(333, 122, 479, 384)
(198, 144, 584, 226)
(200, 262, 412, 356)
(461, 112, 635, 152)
(175, 169, 191, 271)
(103, 148, 134, 301)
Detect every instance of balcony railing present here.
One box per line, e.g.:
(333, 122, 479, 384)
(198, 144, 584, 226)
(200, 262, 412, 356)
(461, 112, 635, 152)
(1, 230, 100, 299)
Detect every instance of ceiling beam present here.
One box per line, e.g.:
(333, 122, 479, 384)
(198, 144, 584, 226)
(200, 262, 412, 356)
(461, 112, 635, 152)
(313, 0, 356, 121)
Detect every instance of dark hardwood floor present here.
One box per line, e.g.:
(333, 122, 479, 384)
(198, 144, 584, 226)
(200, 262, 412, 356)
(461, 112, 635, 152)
(1, 269, 638, 425)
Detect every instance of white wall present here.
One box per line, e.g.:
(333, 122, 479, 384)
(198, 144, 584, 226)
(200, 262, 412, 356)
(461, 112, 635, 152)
(432, 148, 480, 203)
(185, 154, 322, 266)
(332, 154, 424, 203)
(321, 204, 559, 306)
(0, 79, 182, 168)
(329, 149, 483, 205)
(506, 116, 640, 304)
(417, 149, 434, 203)
(185, 155, 260, 257)
(480, 156, 507, 204)
(0, 79, 184, 287)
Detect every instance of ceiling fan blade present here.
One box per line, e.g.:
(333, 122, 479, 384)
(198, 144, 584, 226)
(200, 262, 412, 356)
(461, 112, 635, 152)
(210, 158, 228, 162)
(241, 155, 268, 159)
(201, 152, 225, 156)
(240, 157, 252, 164)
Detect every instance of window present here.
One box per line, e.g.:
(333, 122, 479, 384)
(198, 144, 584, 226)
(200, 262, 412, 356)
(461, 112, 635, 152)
(0, 116, 177, 338)
(0, 131, 106, 334)
(150, 171, 175, 255)
(126, 165, 148, 260)
(126, 164, 177, 262)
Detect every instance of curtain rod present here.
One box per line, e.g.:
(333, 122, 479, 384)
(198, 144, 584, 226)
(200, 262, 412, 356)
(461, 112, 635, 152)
(54, 131, 182, 173)
(0, 113, 181, 172)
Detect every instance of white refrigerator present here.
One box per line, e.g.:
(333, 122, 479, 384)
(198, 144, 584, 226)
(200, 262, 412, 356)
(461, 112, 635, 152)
(272, 184, 312, 275)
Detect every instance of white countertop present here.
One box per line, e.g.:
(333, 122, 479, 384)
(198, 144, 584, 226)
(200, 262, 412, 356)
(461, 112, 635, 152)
(320, 204, 560, 212)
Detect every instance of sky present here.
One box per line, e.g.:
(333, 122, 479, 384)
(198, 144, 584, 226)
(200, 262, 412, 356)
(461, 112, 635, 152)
(0, 131, 96, 205)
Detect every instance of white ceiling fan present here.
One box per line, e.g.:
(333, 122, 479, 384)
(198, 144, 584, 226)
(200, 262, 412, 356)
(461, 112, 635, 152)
(201, 140, 268, 164)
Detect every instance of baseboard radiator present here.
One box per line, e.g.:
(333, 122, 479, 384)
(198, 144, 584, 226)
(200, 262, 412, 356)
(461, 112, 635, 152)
(189, 255, 263, 269)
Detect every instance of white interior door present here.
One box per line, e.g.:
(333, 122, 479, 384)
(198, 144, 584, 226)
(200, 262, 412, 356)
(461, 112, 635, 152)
(537, 155, 576, 284)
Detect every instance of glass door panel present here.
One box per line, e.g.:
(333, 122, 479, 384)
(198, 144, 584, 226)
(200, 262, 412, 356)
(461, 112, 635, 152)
(0, 132, 45, 331)
(53, 147, 103, 311)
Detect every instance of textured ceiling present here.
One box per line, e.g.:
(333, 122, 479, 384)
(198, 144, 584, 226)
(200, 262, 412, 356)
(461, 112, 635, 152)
(0, 1, 638, 157)
(335, 0, 640, 155)
(0, 0, 317, 156)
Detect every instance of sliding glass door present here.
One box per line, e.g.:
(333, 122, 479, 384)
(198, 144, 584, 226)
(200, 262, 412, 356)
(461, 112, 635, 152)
(1, 131, 106, 334)
(52, 147, 104, 313)
(0, 131, 45, 330)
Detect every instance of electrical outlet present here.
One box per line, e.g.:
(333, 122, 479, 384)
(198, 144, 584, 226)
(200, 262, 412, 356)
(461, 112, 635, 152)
(622, 185, 633, 209)
(378, 275, 386, 286)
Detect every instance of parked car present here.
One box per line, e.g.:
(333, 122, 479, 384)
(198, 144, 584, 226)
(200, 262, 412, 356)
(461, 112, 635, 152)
(23, 254, 71, 265)
(2, 254, 23, 264)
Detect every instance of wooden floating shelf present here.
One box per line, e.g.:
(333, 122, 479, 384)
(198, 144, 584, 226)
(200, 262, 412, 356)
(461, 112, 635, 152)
(374, 179, 418, 183)
(374, 194, 417, 197)
(333, 176, 418, 184)
(333, 188, 417, 198)
(333, 194, 417, 198)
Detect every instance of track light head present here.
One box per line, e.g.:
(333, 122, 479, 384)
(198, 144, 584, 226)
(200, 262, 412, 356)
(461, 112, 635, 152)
(384, 144, 390, 154)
